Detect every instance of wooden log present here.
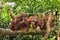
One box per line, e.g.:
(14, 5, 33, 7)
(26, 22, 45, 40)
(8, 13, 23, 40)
(0, 28, 43, 35)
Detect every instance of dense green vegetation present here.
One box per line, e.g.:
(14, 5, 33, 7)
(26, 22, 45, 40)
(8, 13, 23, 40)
(0, 0, 60, 40)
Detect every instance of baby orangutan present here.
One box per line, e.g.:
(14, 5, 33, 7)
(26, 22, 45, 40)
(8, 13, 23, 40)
(27, 14, 46, 31)
(44, 12, 55, 28)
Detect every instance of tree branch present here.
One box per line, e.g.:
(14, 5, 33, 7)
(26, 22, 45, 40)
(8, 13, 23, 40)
(43, 14, 51, 40)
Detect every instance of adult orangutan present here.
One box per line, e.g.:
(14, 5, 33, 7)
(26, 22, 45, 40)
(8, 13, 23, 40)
(10, 12, 30, 32)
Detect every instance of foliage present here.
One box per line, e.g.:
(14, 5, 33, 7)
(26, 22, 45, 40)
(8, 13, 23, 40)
(0, 0, 60, 40)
